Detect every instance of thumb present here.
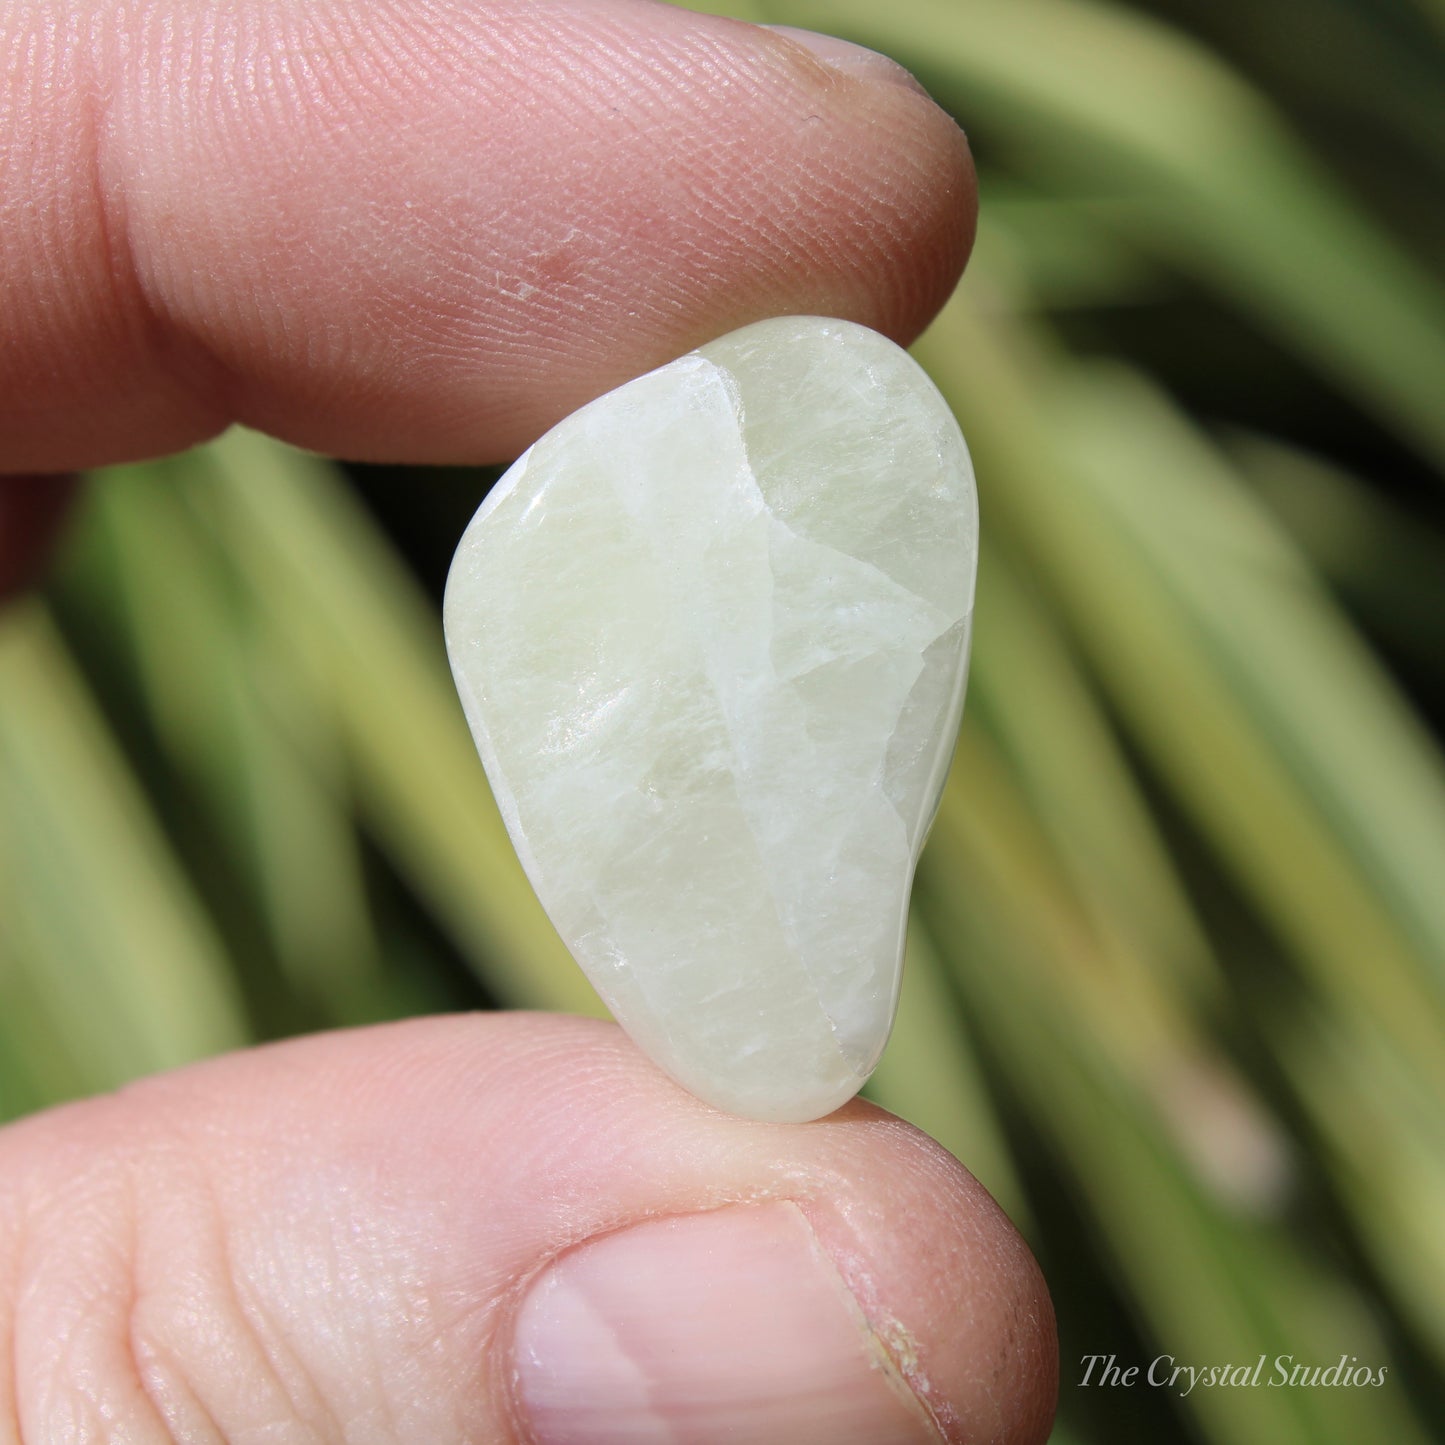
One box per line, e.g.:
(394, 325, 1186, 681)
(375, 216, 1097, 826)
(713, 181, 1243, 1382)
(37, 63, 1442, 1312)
(1, 1014, 1056, 1443)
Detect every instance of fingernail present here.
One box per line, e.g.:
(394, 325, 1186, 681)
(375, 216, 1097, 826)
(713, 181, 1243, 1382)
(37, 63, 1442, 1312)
(513, 1202, 941, 1444)
(766, 25, 932, 97)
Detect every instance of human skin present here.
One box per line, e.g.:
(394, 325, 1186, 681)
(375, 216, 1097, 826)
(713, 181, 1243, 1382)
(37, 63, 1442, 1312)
(0, 2, 1058, 1441)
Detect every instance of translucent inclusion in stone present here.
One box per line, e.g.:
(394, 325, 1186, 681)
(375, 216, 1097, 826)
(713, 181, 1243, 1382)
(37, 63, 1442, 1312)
(445, 316, 977, 1122)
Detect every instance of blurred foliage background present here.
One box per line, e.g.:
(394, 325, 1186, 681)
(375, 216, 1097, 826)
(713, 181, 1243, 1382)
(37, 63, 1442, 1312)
(2, 0, 1444, 1440)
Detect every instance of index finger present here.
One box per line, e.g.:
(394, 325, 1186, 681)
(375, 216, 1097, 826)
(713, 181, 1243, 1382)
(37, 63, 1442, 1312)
(1, 0, 974, 472)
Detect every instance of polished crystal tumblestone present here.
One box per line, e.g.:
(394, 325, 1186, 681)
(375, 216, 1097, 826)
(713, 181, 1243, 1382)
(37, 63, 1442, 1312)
(445, 316, 977, 1122)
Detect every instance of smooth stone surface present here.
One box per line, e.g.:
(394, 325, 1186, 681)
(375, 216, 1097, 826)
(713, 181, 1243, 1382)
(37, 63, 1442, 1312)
(445, 316, 977, 1122)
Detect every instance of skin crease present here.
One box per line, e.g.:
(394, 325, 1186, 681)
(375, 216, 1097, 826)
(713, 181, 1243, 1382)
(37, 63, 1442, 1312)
(0, 1, 1056, 1440)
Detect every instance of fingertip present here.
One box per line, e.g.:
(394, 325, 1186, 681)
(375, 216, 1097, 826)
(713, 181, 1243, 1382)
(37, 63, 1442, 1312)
(764, 25, 937, 97)
(794, 1105, 1058, 1445)
(758, 18, 979, 327)
(707, 15, 978, 352)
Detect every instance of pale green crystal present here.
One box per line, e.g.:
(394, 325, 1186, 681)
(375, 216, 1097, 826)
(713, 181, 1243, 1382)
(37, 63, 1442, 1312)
(445, 316, 977, 1122)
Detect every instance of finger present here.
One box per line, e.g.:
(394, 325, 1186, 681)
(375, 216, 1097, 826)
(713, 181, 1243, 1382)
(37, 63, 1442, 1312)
(2, 0, 974, 472)
(1, 1014, 1055, 1444)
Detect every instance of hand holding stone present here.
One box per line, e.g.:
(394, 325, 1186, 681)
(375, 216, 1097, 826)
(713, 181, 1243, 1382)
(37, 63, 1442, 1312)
(0, 2, 1054, 1439)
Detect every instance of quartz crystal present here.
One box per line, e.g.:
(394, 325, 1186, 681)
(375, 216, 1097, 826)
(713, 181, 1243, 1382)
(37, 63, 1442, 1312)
(445, 316, 977, 1122)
